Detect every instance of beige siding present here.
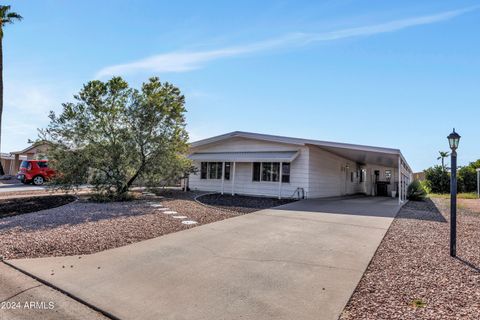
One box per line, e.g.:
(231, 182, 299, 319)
(188, 137, 309, 198)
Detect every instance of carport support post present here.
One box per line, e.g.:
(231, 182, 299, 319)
(231, 162, 236, 196)
(278, 162, 283, 200)
(476, 168, 480, 198)
(398, 157, 402, 205)
(221, 162, 225, 195)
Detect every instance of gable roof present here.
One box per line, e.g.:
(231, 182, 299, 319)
(190, 131, 412, 172)
(11, 141, 51, 155)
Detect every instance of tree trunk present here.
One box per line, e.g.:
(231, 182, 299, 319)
(118, 162, 145, 196)
(0, 37, 4, 176)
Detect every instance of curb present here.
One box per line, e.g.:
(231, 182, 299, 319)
(1, 260, 120, 320)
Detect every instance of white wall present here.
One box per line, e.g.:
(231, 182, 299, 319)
(188, 137, 309, 198)
(363, 164, 399, 196)
(307, 146, 365, 198)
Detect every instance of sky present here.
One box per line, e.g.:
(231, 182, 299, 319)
(2, 0, 480, 172)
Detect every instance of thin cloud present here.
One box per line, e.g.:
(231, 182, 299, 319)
(96, 6, 477, 78)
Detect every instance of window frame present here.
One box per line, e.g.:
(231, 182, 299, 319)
(252, 162, 290, 183)
(200, 162, 226, 180)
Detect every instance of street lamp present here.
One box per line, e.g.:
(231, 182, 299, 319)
(447, 128, 461, 257)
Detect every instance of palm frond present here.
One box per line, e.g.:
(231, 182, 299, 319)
(7, 12, 23, 21)
(0, 5, 11, 16)
(0, 5, 22, 24)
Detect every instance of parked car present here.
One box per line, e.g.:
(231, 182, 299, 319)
(16, 160, 55, 185)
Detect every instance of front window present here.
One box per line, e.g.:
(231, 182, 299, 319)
(200, 162, 230, 180)
(253, 162, 289, 183)
(282, 163, 290, 183)
(20, 161, 29, 168)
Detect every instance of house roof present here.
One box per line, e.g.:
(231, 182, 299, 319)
(11, 141, 50, 155)
(190, 131, 412, 172)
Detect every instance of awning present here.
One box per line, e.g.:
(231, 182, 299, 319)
(188, 151, 299, 162)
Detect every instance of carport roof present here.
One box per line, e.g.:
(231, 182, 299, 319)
(190, 131, 412, 172)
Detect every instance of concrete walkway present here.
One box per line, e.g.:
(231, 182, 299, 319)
(7, 197, 401, 320)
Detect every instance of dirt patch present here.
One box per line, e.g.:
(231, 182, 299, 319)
(196, 193, 297, 213)
(458, 198, 480, 213)
(340, 198, 480, 320)
(0, 195, 76, 219)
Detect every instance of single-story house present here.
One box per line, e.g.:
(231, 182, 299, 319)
(187, 131, 413, 204)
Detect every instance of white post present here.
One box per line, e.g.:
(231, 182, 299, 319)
(477, 168, 480, 198)
(221, 162, 225, 195)
(398, 157, 402, 204)
(278, 162, 283, 200)
(231, 162, 236, 196)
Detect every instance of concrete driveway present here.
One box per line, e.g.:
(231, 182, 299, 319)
(6, 196, 401, 320)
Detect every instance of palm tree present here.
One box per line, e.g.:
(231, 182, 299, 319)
(0, 6, 22, 175)
(437, 151, 450, 170)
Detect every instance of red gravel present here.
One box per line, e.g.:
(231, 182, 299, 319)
(0, 191, 245, 260)
(340, 198, 480, 320)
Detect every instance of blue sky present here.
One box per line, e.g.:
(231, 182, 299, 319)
(3, 0, 480, 171)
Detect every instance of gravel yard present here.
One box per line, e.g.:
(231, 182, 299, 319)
(340, 197, 480, 320)
(0, 191, 252, 260)
(196, 193, 296, 213)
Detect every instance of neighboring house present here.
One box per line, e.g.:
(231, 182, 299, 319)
(187, 131, 413, 203)
(2, 142, 50, 176)
(0, 153, 26, 176)
(413, 171, 426, 181)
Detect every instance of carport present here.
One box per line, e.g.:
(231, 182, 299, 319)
(307, 141, 413, 204)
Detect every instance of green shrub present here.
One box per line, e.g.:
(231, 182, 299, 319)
(424, 165, 450, 194)
(458, 159, 480, 193)
(407, 180, 427, 201)
(419, 180, 431, 194)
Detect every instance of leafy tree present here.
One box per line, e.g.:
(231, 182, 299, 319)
(407, 180, 427, 201)
(424, 165, 450, 194)
(458, 159, 480, 193)
(437, 151, 449, 170)
(0, 6, 22, 175)
(42, 77, 192, 199)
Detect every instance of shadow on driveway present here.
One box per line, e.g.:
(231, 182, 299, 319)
(274, 196, 447, 223)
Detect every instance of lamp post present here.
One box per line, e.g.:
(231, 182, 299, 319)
(447, 128, 461, 257)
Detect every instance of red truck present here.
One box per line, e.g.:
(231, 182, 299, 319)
(16, 160, 56, 185)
